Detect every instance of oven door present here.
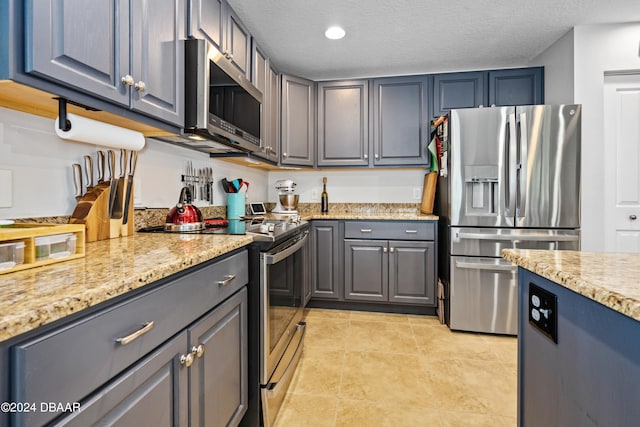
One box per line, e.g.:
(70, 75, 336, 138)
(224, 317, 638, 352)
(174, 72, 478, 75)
(260, 231, 309, 385)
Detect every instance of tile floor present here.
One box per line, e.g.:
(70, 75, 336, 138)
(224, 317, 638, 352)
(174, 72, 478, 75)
(273, 308, 517, 427)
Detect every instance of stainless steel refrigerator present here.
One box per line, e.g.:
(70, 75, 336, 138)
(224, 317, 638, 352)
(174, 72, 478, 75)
(437, 104, 581, 335)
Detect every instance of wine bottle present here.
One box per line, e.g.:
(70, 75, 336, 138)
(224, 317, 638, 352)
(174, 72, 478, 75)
(321, 177, 328, 213)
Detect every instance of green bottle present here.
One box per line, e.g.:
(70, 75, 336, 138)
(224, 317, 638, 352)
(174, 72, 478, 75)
(321, 177, 328, 213)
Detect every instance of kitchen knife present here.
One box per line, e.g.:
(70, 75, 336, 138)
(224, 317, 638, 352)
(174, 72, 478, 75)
(122, 151, 137, 225)
(107, 150, 117, 215)
(97, 151, 106, 184)
(110, 149, 128, 219)
(84, 155, 94, 192)
(72, 163, 83, 201)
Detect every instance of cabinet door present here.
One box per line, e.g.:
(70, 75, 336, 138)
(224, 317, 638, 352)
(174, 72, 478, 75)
(189, 288, 248, 427)
(224, 2, 251, 77)
(317, 80, 369, 166)
(47, 332, 189, 427)
(131, 0, 184, 125)
(371, 75, 430, 166)
(188, 0, 224, 50)
(432, 71, 486, 117)
(388, 241, 436, 305)
(25, 0, 130, 106)
(344, 239, 388, 302)
(251, 43, 269, 158)
(488, 67, 544, 106)
(267, 64, 281, 162)
(281, 74, 315, 166)
(311, 221, 340, 299)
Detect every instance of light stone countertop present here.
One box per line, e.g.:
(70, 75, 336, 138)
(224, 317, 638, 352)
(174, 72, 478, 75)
(0, 213, 438, 343)
(0, 233, 253, 342)
(502, 249, 640, 323)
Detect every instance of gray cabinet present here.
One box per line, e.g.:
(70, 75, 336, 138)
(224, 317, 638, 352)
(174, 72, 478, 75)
(344, 221, 437, 305)
(488, 67, 543, 107)
(432, 71, 487, 117)
(26, 0, 184, 126)
(311, 221, 341, 299)
(371, 75, 431, 166)
(251, 42, 280, 163)
(432, 67, 544, 117)
(189, 0, 251, 77)
(281, 74, 316, 166)
(317, 80, 369, 166)
(10, 250, 248, 427)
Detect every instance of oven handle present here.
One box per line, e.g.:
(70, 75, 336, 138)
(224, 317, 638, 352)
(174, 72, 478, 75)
(266, 322, 306, 393)
(263, 231, 309, 265)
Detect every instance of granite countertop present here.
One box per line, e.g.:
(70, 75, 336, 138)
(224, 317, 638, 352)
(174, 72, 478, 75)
(0, 212, 438, 343)
(502, 249, 640, 323)
(0, 233, 253, 342)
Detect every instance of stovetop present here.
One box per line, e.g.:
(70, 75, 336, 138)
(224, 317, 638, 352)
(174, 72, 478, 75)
(137, 216, 308, 244)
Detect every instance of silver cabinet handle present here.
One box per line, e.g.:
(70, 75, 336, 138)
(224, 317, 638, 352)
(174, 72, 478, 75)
(180, 352, 194, 367)
(115, 321, 154, 345)
(631, 214, 638, 220)
(360, 229, 372, 233)
(192, 344, 205, 358)
(390, 247, 394, 253)
(405, 230, 418, 234)
(383, 247, 388, 253)
(134, 81, 146, 92)
(374, 154, 379, 159)
(121, 75, 134, 86)
(364, 154, 368, 159)
(217, 274, 236, 286)
(283, 152, 288, 157)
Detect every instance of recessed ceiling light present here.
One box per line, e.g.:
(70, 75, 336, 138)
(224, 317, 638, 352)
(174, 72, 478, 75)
(325, 26, 345, 40)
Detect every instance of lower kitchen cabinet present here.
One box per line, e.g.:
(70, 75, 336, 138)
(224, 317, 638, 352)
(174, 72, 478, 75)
(9, 250, 248, 427)
(311, 221, 341, 299)
(344, 239, 435, 305)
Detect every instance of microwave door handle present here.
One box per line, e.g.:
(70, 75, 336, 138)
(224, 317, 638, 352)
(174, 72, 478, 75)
(263, 232, 309, 265)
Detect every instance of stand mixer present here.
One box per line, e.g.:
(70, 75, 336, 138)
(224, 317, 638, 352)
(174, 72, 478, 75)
(272, 179, 299, 214)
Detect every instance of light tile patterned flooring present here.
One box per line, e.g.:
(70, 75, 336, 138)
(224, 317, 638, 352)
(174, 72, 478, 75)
(273, 308, 517, 427)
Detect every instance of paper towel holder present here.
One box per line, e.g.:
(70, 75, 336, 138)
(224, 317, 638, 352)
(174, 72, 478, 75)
(55, 97, 100, 132)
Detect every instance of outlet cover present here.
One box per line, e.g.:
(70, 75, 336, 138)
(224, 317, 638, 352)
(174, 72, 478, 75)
(412, 187, 422, 200)
(0, 170, 12, 208)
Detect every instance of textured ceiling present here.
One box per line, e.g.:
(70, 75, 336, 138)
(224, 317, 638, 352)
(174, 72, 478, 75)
(226, 0, 640, 80)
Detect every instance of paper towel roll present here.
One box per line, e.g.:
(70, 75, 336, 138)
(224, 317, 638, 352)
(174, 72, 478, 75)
(55, 113, 145, 151)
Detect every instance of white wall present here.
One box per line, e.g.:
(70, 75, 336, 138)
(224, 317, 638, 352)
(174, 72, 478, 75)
(0, 107, 268, 219)
(572, 23, 640, 251)
(530, 28, 575, 104)
(269, 169, 427, 204)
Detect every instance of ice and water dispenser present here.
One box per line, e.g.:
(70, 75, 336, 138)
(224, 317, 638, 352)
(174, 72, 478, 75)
(463, 165, 499, 216)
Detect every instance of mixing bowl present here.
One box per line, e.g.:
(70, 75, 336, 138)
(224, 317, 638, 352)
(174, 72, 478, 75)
(279, 194, 299, 210)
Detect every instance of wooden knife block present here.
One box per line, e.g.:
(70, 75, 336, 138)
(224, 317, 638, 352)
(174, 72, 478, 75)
(69, 180, 134, 242)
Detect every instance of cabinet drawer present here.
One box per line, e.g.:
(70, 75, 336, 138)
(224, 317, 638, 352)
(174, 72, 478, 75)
(344, 221, 435, 241)
(11, 250, 247, 426)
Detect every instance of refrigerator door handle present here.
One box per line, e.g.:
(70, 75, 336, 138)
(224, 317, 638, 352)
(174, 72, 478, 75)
(505, 113, 517, 225)
(454, 260, 518, 273)
(517, 112, 528, 219)
(457, 231, 580, 242)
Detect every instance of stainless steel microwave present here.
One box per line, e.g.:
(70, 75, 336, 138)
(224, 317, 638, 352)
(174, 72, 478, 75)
(183, 38, 262, 153)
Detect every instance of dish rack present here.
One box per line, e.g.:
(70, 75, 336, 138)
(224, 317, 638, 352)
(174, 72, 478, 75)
(0, 223, 85, 275)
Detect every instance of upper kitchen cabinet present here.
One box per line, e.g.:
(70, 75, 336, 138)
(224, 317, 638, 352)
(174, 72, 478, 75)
(488, 67, 544, 107)
(317, 80, 369, 167)
(25, 0, 185, 126)
(281, 74, 315, 167)
(189, 0, 251, 78)
(371, 75, 430, 166)
(250, 42, 279, 163)
(432, 71, 487, 117)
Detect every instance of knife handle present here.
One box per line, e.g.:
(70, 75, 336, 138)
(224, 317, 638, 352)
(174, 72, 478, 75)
(84, 155, 93, 189)
(72, 163, 83, 199)
(107, 150, 115, 181)
(120, 149, 128, 178)
(128, 151, 138, 177)
(97, 151, 105, 183)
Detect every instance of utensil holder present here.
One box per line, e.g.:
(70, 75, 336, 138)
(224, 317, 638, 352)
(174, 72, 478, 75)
(227, 193, 246, 219)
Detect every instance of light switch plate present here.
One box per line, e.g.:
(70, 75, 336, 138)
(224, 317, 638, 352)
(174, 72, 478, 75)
(0, 169, 12, 208)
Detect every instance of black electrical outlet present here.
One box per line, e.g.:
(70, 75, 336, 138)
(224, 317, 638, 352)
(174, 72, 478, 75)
(528, 283, 558, 343)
